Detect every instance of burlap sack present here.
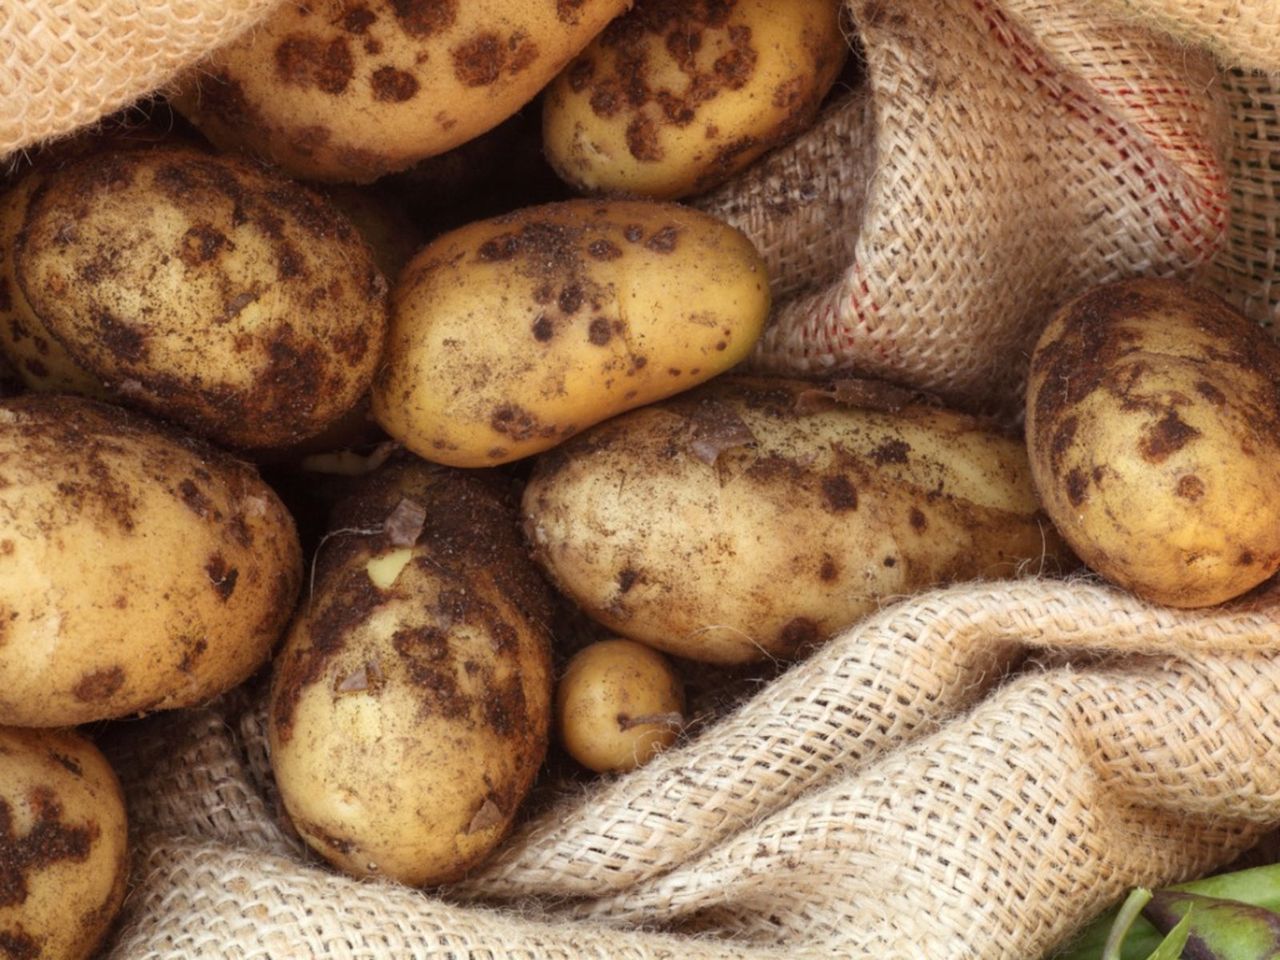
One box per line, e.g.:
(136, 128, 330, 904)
(100, 579, 1280, 959)
(698, 0, 1252, 417)
(0, 1, 279, 159)
(5, 1, 1280, 958)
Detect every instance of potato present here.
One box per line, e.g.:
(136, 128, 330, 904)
(0, 348, 22, 397)
(0, 727, 129, 960)
(524, 376, 1068, 664)
(0, 395, 303, 727)
(269, 458, 553, 886)
(0, 170, 111, 399)
(319, 185, 425, 284)
(1026, 277, 1280, 608)
(170, 0, 630, 183)
(556, 638, 685, 773)
(543, 0, 849, 199)
(14, 144, 388, 450)
(372, 199, 770, 467)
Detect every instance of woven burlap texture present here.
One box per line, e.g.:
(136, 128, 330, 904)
(1093, 0, 1280, 72)
(0, 0, 282, 159)
(102, 578, 1280, 959)
(697, 0, 1243, 417)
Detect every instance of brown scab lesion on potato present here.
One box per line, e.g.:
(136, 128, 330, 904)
(587, 317, 612, 345)
(1065, 468, 1089, 507)
(820, 474, 857, 512)
(869, 438, 911, 466)
(177, 636, 209, 674)
(556, 0, 589, 25)
(205, 554, 240, 601)
(1139, 408, 1200, 464)
(530, 314, 555, 342)
(626, 116, 665, 162)
(490, 403, 549, 442)
(341, 6, 377, 34)
(390, 0, 458, 39)
(818, 555, 839, 581)
(178, 222, 231, 266)
(0, 787, 98, 908)
(451, 31, 507, 87)
(273, 34, 356, 95)
(1176, 474, 1205, 501)
(370, 66, 420, 102)
(71, 666, 125, 703)
(644, 225, 680, 253)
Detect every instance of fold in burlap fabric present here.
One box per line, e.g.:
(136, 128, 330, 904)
(101, 579, 1280, 959)
(698, 0, 1249, 417)
(0, 1, 281, 159)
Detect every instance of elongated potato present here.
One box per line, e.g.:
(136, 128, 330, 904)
(269, 458, 553, 886)
(0, 395, 303, 727)
(0, 727, 129, 960)
(1026, 277, 1280, 608)
(14, 145, 388, 450)
(544, 0, 849, 198)
(372, 199, 770, 467)
(524, 377, 1068, 664)
(171, 0, 630, 183)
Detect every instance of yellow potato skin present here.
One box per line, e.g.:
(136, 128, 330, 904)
(171, 0, 631, 184)
(525, 376, 1068, 665)
(269, 460, 553, 886)
(543, 0, 848, 199)
(0, 727, 129, 960)
(14, 145, 388, 451)
(0, 395, 303, 727)
(372, 200, 770, 467)
(0, 174, 106, 398)
(1026, 278, 1280, 608)
(556, 638, 685, 774)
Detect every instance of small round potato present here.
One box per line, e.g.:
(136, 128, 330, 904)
(372, 199, 770, 467)
(270, 458, 553, 886)
(171, 0, 630, 183)
(0, 726, 129, 960)
(0, 395, 303, 727)
(14, 145, 388, 450)
(557, 638, 685, 774)
(1026, 277, 1280, 607)
(543, 0, 849, 199)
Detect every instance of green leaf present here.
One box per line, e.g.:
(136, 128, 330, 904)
(1145, 911, 1192, 960)
(1103, 889, 1154, 960)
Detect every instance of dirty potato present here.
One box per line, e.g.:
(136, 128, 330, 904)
(1026, 277, 1280, 608)
(319, 184, 425, 284)
(543, 0, 849, 199)
(14, 144, 387, 450)
(556, 638, 685, 774)
(0, 348, 22, 396)
(0, 727, 129, 960)
(269, 458, 554, 886)
(525, 376, 1068, 664)
(0, 170, 109, 398)
(371, 199, 770, 467)
(170, 0, 631, 183)
(0, 395, 303, 727)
